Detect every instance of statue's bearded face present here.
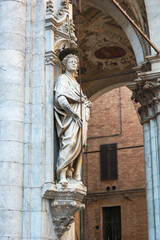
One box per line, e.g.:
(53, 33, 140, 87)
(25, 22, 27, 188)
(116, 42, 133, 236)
(66, 57, 78, 72)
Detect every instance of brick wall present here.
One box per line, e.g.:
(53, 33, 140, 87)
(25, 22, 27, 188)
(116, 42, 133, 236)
(82, 86, 148, 240)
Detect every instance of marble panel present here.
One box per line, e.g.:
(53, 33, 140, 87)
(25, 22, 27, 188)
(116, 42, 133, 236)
(0, 83, 24, 102)
(0, 162, 23, 187)
(0, 15, 26, 36)
(32, 54, 44, 71)
(31, 143, 44, 164)
(32, 70, 44, 87)
(0, 141, 23, 163)
(25, 87, 31, 105)
(24, 124, 32, 144)
(30, 188, 42, 212)
(0, 121, 24, 142)
(0, 186, 23, 211)
(24, 143, 31, 164)
(0, 0, 26, 20)
(32, 125, 43, 144)
(41, 211, 57, 240)
(0, 49, 25, 69)
(26, 37, 32, 54)
(0, 66, 25, 86)
(23, 165, 31, 189)
(23, 188, 31, 212)
(32, 105, 43, 124)
(22, 211, 31, 238)
(32, 87, 44, 104)
(31, 212, 42, 238)
(33, 21, 44, 38)
(33, 37, 44, 55)
(33, 0, 45, 22)
(0, 209, 22, 237)
(0, 102, 24, 122)
(31, 165, 42, 188)
(0, 33, 26, 53)
(24, 105, 32, 124)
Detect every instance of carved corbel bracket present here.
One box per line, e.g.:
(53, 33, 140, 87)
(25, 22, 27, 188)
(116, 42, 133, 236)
(42, 181, 87, 239)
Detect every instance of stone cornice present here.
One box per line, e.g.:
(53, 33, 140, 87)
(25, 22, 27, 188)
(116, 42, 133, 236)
(138, 70, 160, 81)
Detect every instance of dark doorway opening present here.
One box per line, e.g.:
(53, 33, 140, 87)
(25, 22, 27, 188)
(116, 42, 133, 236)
(103, 206, 121, 240)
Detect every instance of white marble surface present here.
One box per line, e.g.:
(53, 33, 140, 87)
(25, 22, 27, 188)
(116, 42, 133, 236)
(0, 0, 26, 239)
(1, 0, 160, 239)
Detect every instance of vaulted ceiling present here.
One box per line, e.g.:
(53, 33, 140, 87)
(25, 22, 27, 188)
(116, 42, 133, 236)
(74, 0, 149, 99)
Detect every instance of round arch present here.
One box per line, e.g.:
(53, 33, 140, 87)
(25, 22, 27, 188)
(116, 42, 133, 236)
(84, 71, 137, 100)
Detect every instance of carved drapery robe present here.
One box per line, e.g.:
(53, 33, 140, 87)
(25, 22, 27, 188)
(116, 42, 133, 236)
(54, 74, 90, 176)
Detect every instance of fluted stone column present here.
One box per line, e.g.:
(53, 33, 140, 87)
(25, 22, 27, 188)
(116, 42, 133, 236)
(0, 0, 26, 238)
(131, 56, 160, 240)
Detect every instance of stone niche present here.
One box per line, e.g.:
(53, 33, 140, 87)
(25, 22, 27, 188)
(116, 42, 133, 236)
(42, 181, 87, 239)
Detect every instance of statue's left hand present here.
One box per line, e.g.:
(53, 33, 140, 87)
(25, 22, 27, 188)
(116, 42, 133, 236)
(72, 113, 83, 127)
(85, 101, 92, 108)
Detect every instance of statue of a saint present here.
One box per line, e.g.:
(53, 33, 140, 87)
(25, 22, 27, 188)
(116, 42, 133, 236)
(54, 49, 91, 186)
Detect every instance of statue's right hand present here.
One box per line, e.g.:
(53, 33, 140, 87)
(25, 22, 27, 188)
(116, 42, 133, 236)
(72, 113, 83, 127)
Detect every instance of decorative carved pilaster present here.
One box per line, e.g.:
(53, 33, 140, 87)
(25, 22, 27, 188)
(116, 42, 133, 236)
(46, 0, 54, 16)
(69, 19, 77, 47)
(45, 0, 77, 62)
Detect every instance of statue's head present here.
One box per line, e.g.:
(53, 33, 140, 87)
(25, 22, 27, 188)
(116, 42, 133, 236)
(62, 54, 79, 74)
(59, 48, 80, 76)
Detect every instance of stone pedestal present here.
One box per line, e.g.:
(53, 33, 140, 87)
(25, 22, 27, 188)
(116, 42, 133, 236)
(42, 181, 87, 239)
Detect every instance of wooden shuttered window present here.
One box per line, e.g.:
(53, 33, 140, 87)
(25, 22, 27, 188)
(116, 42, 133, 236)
(100, 143, 118, 180)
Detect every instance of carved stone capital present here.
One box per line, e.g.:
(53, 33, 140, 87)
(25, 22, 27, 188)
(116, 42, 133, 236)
(131, 78, 160, 124)
(42, 180, 87, 239)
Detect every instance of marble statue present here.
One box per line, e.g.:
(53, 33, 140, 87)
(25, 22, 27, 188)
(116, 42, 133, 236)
(54, 50, 91, 186)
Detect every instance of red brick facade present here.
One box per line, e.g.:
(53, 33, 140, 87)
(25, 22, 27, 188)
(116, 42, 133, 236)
(81, 86, 148, 240)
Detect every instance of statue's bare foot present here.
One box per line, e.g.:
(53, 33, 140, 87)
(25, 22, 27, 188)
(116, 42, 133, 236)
(59, 178, 68, 187)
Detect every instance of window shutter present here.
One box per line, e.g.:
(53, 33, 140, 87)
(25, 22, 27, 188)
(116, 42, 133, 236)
(100, 143, 118, 180)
